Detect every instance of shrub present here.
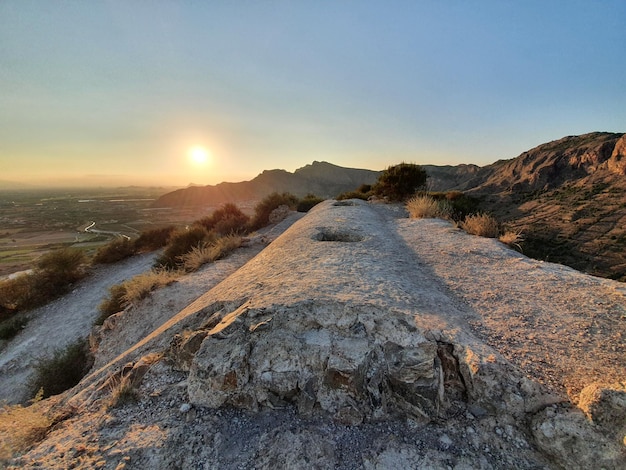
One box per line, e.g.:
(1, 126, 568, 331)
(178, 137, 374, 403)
(373, 163, 428, 201)
(0, 274, 39, 320)
(407, 195, 452, 219)
(155, 226, 214, 269)
(0, 316, 28, 341)
(96, 269, 179, 325)
(36, 248, 87, 285)
(197, 203, 250, 236)
(461, 213, 500, 238)
(134, 226, 176, 252)
(93, 237, 135, 264)
(181, 235, 243, 272)
(96, 283, 128, 325)
(121, 269, 179, 306)
(250, 192, 299, 230)
(430, 191, 481, 221)
(337, 184, 374, 201)
(499, 229, 524, 251)
(297, 194, 324, 212)
(0, 248, 88, 319)
(0, 397, 51, 461)
(29, 338, 93, 399)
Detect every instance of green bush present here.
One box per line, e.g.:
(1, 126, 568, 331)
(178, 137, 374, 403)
(0, 316, 28, 340)
(373, 163, 428, 201)
(337, 191, 370, 201)
(134, 226, 176, 252)
(297, 194, 324, 212)
(93, 237, 136, 264)
(155, 226, 214, 269)
(430, 191, 481, 221)
(29, 338, 93, 399)
(197, 203, 250, 236)
(250, 192, 299, 230)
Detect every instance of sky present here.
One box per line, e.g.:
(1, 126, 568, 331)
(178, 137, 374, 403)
(1, 1, 625, 188)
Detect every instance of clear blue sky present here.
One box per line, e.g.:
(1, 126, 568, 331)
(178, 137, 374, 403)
(1, 1, 624, 187)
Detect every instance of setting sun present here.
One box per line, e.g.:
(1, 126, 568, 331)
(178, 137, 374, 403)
(188, 146, 210, 165)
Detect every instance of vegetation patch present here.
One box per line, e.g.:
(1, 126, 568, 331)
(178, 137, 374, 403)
(250, 192, 299, 230)
(97, 269, 179, 325)
(0, 248, 87, 321)
(373, 163, 428, 201)
(92, 237, 136, 264)
(297, 194, 325, 212)
(197, 203, 250, 236)
(460, 213, 501, 238)
(0, 396, 51, 462)
(407, 195, 452, 219)
(181, 235, 243, 272)
(133, 225, 176, 252)
(155, 226, 214, 270)
(0, 315, 29, 341)
(28, 338, 93, 399)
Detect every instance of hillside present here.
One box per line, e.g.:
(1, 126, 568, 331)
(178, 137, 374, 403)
(465, 132, 626, 280)
(3, 201, 624, 469)
(152, 161, 380, 208)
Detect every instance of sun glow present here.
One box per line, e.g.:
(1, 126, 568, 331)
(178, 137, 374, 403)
(188, 146, 210, 165)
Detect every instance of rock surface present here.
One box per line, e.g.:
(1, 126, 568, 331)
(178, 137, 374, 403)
(5, 200, 625, 469)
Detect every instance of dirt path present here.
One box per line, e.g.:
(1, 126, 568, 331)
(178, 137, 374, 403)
(0, 253, 158, 404)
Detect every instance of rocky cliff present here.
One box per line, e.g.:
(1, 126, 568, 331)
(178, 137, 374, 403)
(8, 201, 625, 469)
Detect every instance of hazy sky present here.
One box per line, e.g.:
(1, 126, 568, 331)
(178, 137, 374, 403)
(1, 1, 625, 187)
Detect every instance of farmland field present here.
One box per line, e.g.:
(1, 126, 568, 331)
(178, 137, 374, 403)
(0, 186, 219, 278)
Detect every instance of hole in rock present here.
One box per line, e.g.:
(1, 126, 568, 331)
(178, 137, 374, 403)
(313, 229, 364, 242)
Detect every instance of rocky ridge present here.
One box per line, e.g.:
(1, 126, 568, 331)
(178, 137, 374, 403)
(7, 200, 625, 469)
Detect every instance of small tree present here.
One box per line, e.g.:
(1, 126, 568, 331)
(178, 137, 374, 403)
(373, 163, 428, 201)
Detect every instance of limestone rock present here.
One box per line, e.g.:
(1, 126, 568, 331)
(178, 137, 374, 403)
(531, 404, 626, 469)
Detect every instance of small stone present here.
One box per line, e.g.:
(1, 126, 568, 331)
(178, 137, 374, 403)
(180, 403, 192, 413)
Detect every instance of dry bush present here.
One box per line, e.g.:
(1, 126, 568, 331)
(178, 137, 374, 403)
(406, 195, 452, 219)
(0, 397, 51, 462)
(122, 269, 179, 305)
(107, 376, 139, 409)
(133, 225, 176, 252)
(461, 213, 500, 238)
(92, 237, 136, 264)
(155, 226, 214, 269)
(499, 229, 524, 250)
(182, 235, 242, 272)
(0, 248, 88, 320)
(197, 203, 250, 236)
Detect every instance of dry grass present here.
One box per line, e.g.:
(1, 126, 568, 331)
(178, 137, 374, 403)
(122, 269, 180, 306)
(181, 235, 243, 272)
(406, 195, 452, 219)
(461, 213, 500, 238)
(499, 229, 524, 250)
(107, 376, 139, 409)
(0, 395, 50, 461)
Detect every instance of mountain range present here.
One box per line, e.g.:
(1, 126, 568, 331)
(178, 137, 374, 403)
(153, 131, 626, 280)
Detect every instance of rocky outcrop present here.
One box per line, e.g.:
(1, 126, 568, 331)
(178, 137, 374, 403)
(10, 200, 625, 469)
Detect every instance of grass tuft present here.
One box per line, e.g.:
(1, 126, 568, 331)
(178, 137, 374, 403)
(0, 397, 51, 462)
(181, 235, 243, 272)
(461, 213, 500, 238)
(406, 195, 452, 219)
